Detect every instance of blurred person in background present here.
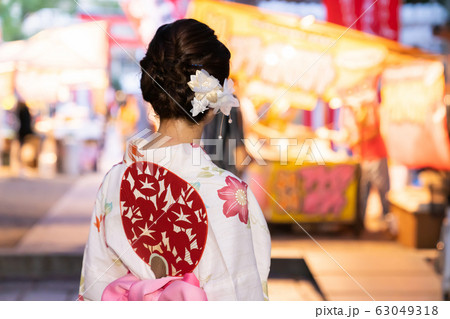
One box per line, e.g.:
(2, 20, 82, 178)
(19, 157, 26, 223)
(341, 100, 390, 232)
(16, 100, 33, 147)
(98, 89, 127, 174)
(14, 100, 35, 175)
(317, 77, 390, 233)
(117, 94, 140, 145)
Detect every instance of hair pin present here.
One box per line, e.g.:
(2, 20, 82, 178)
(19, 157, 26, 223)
(191, 63, 203, 67)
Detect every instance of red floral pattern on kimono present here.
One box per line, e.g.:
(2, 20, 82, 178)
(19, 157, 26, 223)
(217, 176, 249, 224)
(120, 162, 208, 277)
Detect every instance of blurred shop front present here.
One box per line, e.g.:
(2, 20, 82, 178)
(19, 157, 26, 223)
(188, 0, 450, 238)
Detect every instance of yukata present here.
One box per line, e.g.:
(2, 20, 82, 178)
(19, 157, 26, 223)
(79, 141, 271, 301)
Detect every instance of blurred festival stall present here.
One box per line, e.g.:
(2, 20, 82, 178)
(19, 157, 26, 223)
(186, 0, 449, 235)
(0, 21, 109, 176)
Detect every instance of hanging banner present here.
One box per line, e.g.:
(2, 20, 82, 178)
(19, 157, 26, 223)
(324, 0, 400, 41)
(380, 60, 450, 170)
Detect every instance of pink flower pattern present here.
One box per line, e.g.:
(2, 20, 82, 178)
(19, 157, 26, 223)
(217, 176, 249, 224)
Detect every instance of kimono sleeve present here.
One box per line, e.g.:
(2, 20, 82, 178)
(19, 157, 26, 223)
(247, 188, 271, 300)
(78, 174, 128, 301)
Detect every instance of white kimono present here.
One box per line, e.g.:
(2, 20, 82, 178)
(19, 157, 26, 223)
(79, 142, 271, 301)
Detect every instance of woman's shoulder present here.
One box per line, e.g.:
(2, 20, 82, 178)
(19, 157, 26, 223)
(194, 162, 246, 188)
(97, 161, 127, 193)
(194, 163, 251, 225)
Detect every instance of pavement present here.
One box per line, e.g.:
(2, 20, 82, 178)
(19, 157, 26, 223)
(0, 171, 102, 301)
(0, 279, 79, 301)
(270, 236, 441, 301)
(0, 174, 75, 248)
(0, 170, 444, 301)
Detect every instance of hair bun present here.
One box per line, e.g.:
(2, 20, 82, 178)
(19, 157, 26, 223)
(140, 19, 231, 123)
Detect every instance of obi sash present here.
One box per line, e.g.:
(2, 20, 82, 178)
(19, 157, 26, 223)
(101, 272, 207, 301)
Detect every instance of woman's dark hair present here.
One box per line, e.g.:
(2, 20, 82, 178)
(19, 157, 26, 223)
(140, 19, 231, 123)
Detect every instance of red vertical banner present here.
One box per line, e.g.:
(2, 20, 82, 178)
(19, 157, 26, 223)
(374, 0, 400, 41)
(324, 0, 400, 41)
(304, 110, 312, 127)
(324, 0, 359, 28)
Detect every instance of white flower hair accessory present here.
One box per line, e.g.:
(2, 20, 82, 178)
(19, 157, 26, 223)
(188, 69, 239, 117)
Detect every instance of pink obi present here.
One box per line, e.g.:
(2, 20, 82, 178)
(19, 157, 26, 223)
(101, 272, 208, 301)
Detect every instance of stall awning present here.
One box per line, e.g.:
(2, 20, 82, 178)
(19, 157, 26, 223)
(17, 21, 108, 70)
(187, 0, 449, 170)
(0, 21, 109, 104)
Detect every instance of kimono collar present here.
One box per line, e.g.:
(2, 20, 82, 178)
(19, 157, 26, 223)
(123, 140, 212, 171)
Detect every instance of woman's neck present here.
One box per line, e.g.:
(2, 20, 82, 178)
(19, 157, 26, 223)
(154, 118, 204, 147)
